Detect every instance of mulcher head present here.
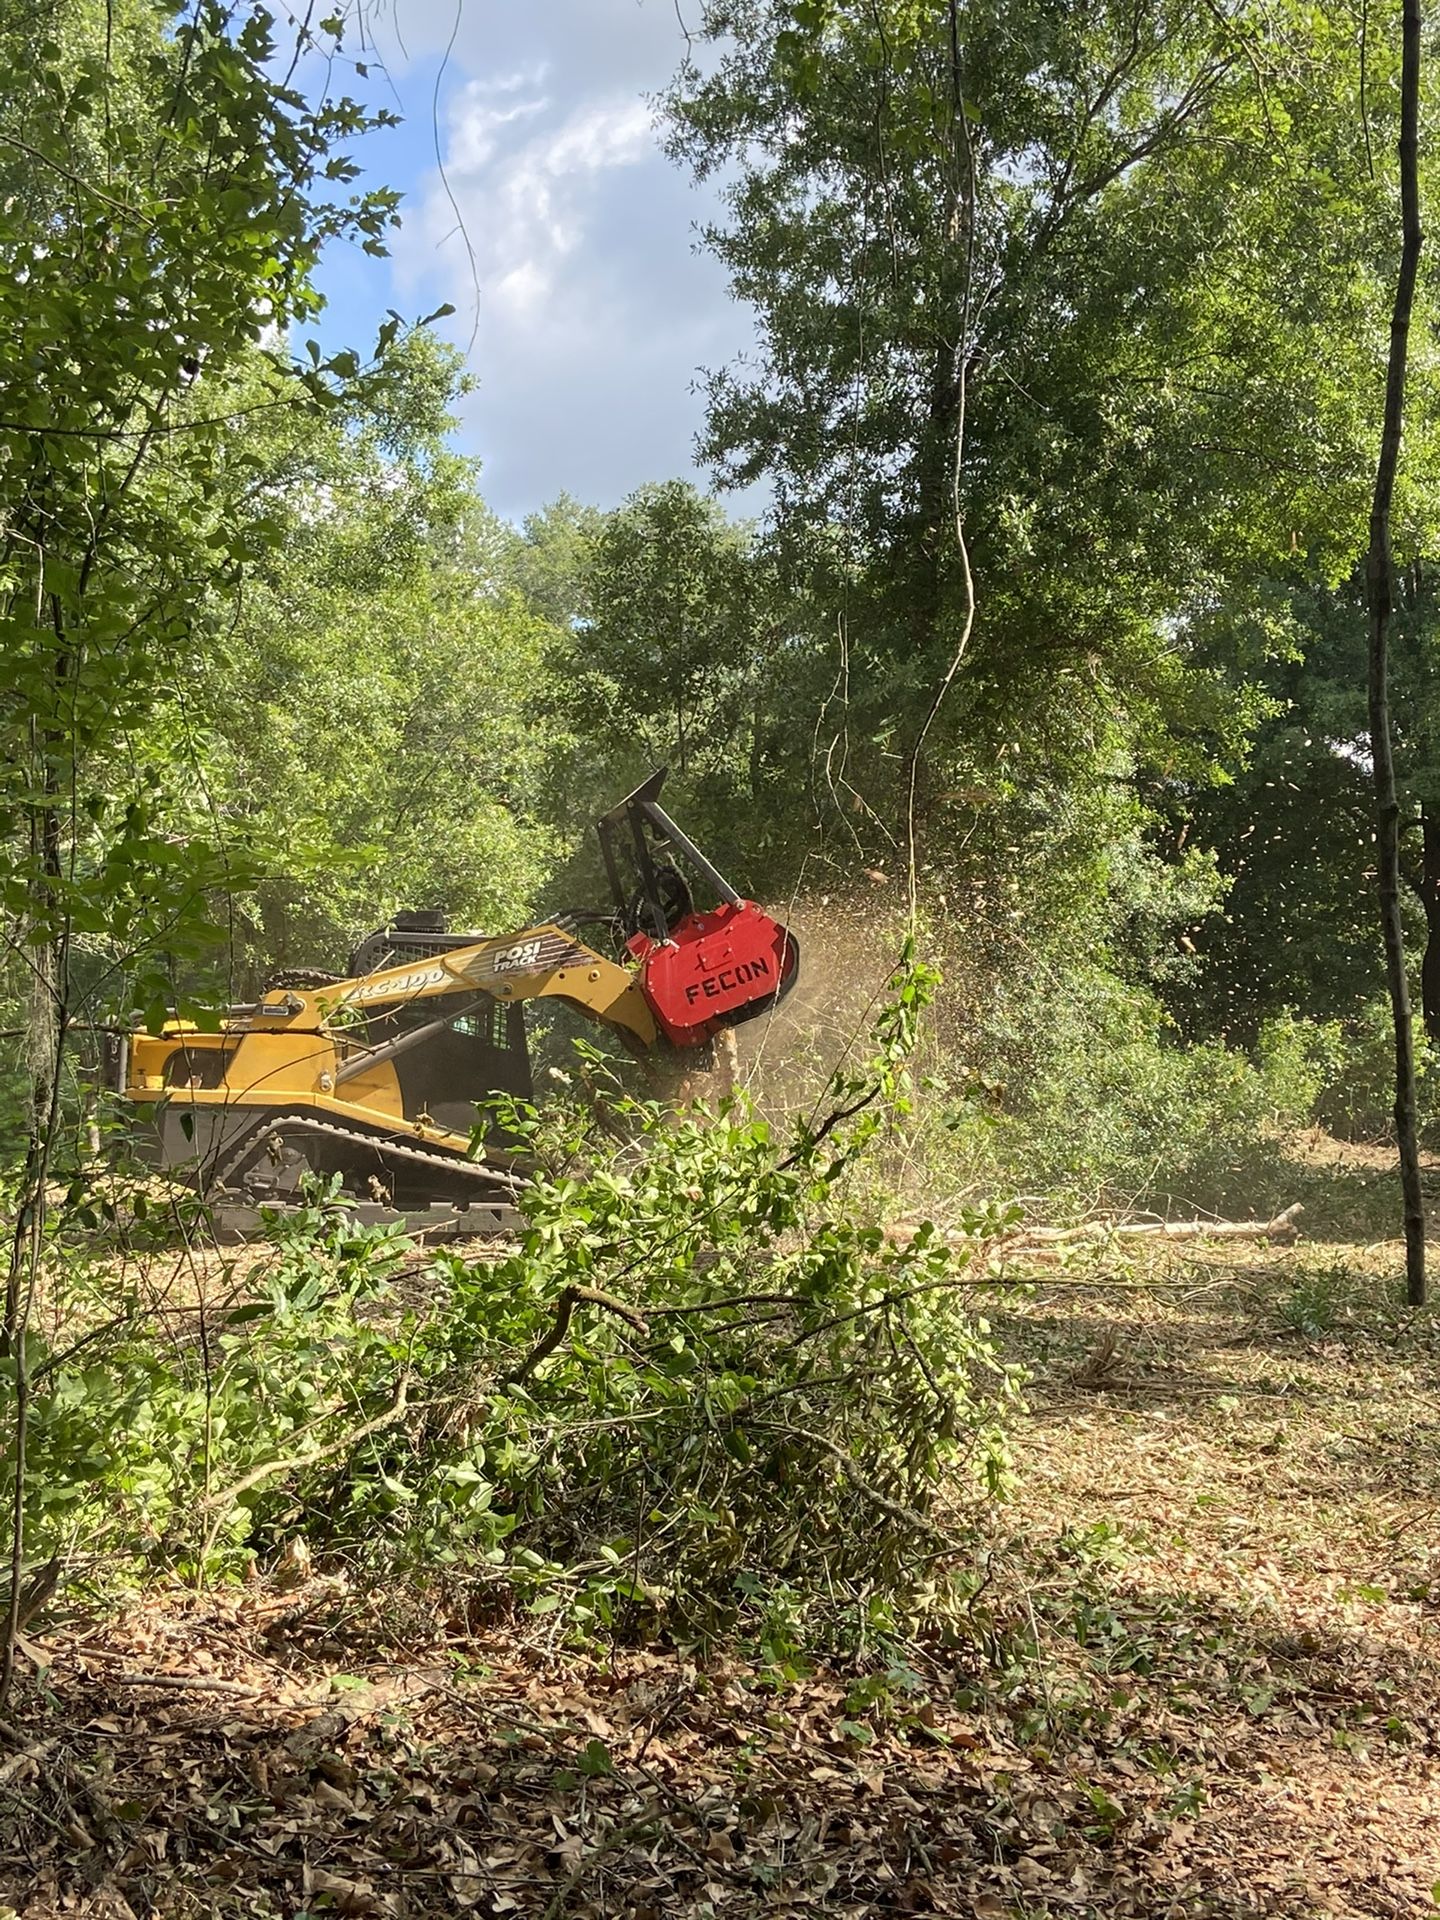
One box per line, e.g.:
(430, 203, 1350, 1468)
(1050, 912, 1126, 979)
(596, 769, 799, 1048)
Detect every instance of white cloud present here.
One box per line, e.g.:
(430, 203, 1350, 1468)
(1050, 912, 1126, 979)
(447, 88, 547, 174)
(375, 1, 757, 517)
(545, 97, 654, 174)
(493, 258, 547, 318)
(420, 89, 656, 313)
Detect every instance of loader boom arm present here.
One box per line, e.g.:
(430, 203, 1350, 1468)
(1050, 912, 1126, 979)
(315, 922, 659, 1048)
(123, 918, 659, 1112)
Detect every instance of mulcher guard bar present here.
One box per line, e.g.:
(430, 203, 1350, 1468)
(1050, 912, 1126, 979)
(597, 769, 799, 1048)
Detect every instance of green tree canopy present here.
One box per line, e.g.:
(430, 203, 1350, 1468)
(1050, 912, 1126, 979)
(664, 0, 1414, 860)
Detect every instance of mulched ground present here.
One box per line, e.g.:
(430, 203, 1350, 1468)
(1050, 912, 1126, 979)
(16, 1570, 1424, 1920)
(6, 1162, 1440, 1917)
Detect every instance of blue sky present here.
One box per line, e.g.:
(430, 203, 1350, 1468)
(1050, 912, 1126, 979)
(303, 1, 755, 523)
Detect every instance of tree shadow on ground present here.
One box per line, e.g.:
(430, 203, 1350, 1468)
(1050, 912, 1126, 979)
(974, 1538, 1440, 1920)
(1154, 1134, 1440, 1248)
(990, 1288, 1435, 1386)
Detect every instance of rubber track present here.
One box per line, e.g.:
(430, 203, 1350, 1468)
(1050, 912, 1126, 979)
(211, 1113, 524, 1197)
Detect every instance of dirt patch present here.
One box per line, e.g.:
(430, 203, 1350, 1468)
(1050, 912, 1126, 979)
(987, 1219, 1440, 1917)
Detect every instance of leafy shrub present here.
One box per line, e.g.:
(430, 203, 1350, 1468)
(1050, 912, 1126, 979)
(5, 1195, 418, 1570)
(918, 963, 1291, 1212)
(1305, 996, 1439, 1141)
(411, 1094, 1016, 1643)
(1276, 1259, 1348, 1337)
(882, 959, 1398, 1216)
(1249, 997, 1440, 1143)
(1254, 1011, 1347, 1131)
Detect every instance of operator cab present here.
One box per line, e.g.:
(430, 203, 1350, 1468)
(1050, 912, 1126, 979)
(348, 911, 534, 1130)
(363, 996, 532, 1134)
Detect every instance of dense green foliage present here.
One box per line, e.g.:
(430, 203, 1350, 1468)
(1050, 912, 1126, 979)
(0, 0, 414, 1173)
(663, 0, 1406, 844)
(199, 334, 562, 981)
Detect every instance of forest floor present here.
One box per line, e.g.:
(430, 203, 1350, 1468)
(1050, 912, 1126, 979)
(5, 1145, 1440, 1918)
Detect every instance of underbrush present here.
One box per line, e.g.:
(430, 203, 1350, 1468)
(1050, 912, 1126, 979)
(878, 967, 1313, 1218)
(763, 891, 1434, 1221)
(2, 961, 1018, 1657)
(875, 969, 1429, 1220)
(9, 929, 1420, 1667)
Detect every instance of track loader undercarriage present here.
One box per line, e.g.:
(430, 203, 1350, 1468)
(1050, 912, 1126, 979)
(111, 772, 798, 1235)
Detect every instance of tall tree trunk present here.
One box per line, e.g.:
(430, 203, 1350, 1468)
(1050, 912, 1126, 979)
(1367, 0, 1426, 1307)
(1418, 813, 1440, 1045)
(907, 344, 962, 669)
(1, 762, 67, 1711)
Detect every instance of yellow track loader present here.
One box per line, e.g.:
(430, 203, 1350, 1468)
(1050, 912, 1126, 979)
(109, 772, 798, 1233)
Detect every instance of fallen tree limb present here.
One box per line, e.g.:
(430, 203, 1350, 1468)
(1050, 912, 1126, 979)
(113, 1672, 263, 1698)
(199, 1379, 410, 1514)
(505, 1285, 650, 1388)
(1011, 1203, 1302, 1246)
